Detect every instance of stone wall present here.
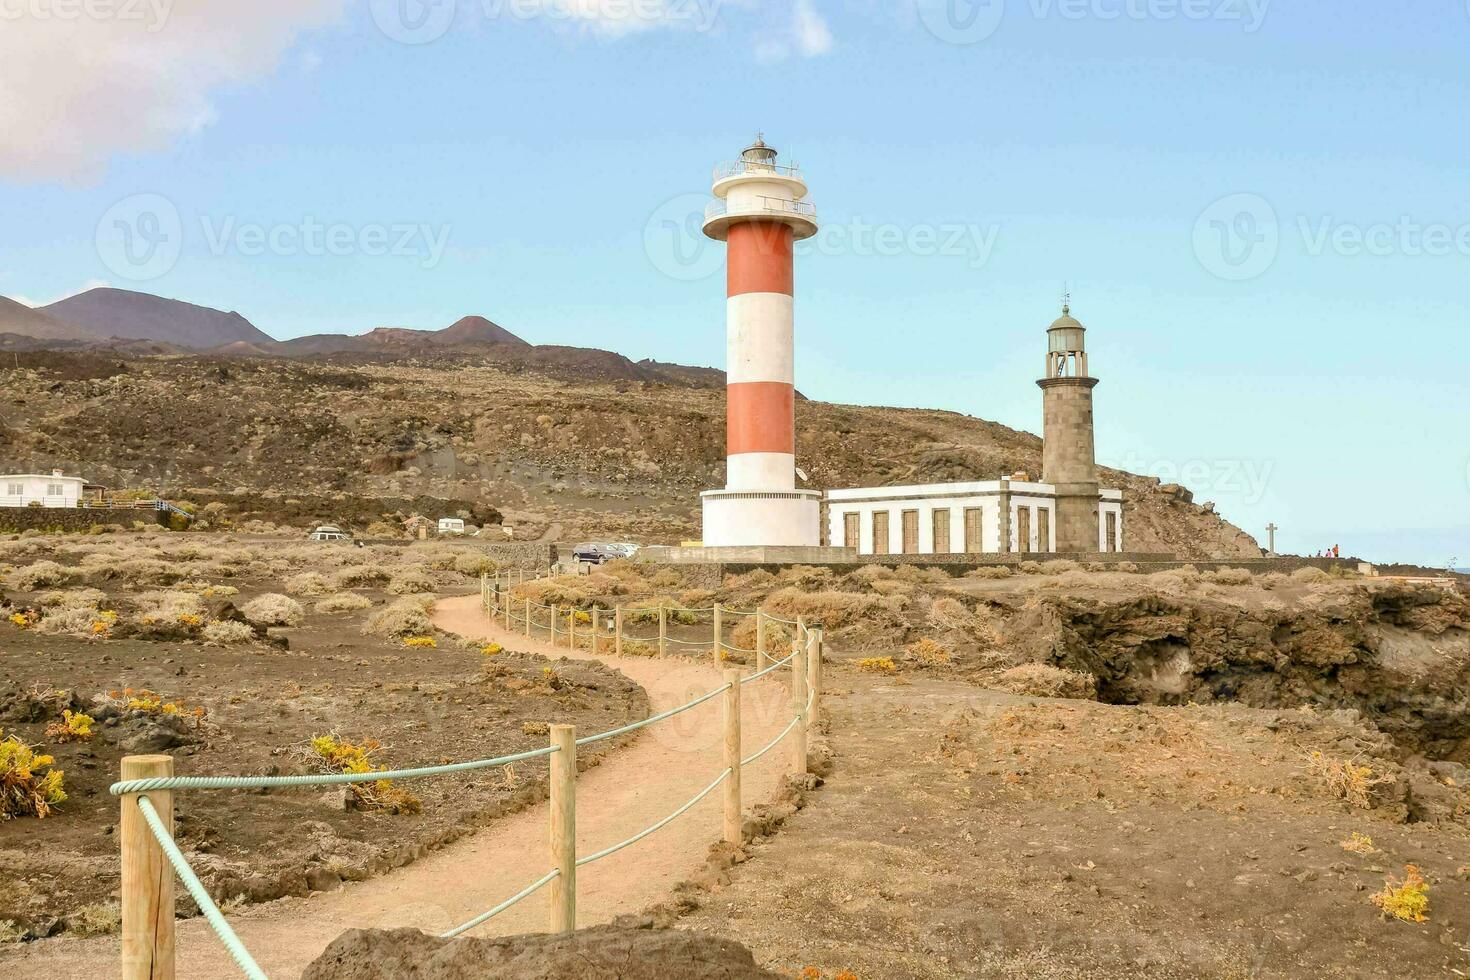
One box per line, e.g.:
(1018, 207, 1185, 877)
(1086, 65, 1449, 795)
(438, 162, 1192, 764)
(0, 506, 168, 534)
(441, 541, 556, 570)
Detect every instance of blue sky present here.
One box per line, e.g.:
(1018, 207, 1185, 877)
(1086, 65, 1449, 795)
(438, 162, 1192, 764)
(1, 0, 1467, 566)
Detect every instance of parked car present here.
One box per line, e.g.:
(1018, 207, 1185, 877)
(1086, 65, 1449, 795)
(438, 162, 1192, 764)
(571, 541, 639, 564)
(308, 524, 351, 542)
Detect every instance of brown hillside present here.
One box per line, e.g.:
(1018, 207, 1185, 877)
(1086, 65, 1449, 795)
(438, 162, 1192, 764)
(0, 352, 1259, 557)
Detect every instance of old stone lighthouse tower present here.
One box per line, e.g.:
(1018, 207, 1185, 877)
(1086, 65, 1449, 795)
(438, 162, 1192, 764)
(1038, 302, 1101, 553)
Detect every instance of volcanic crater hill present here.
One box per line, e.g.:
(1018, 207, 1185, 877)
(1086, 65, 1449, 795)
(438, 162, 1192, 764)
(0, 351, 1259, 558)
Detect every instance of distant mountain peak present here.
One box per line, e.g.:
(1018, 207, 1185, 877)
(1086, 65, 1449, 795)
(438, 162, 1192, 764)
(43, 287, 274, 350)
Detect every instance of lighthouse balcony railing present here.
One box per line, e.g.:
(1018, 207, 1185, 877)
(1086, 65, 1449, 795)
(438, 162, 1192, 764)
(705, 197, 817, 224)
(714, 160, 805, 181)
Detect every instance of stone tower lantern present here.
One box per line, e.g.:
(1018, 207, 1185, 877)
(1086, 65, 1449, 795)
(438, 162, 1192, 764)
(1037, 301, 1101, 553)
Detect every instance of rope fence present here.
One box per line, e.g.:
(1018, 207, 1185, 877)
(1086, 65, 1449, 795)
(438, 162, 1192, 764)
(480, 572, 810, 672)
(114, 574, 827, 980)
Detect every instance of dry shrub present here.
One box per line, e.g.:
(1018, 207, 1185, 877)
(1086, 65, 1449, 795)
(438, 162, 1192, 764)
(1056, 570, 1093, 589)
(37, 587, 106, 610)
(1306, 750, 1395, 808)
(1260, 572, 1288, 591)
(307, 734, 421, 814)
(452, 552, 498, 577)
(1114, 561, 1140, 574)
(114, 558, 183, 585)
(241, 593, 305, 627)
(8, 561, 72, 591)
(316, 592, 373, 614)
(134, 590, 207, 621)
(728, 614, 790, 653)
(904, 637, 953, 666)
(724, 568, 776, 592)
(993, 664, 1098, 700)
(1209, 567, 1254, 585)
(965, 565, 1013, 580)
(365, 597, 433, 638)
(0, 735, 66, 818)
(285, 572, 331, 597)
(385, 568, 436, 596)
(35, 606, 108, 639)
(202, 620, 257, 645)
(1372, 865, 1430, 923)
(927, 597, 972, 632)
(1039, 559, 1080, 574)
(855, 656, 897, 674)
(333, 565, 391, 588)
(764, 588, 891, 630)
(512, 577, 594, 607)
(1018, 561, 1043, 575)
(1292, 566, 1330, 583)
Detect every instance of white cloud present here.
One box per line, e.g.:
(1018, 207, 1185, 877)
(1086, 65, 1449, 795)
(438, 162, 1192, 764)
(753, 0, 834, 61)
(0, 0, 349, 183)
(792, 0, 833, 55)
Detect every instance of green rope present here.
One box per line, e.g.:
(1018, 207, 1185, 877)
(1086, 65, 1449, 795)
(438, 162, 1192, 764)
(439, 869, 559, 939)
(576, 768, 730, 867)
(135, 795, 268, 980)
(111, 745, 558, 795)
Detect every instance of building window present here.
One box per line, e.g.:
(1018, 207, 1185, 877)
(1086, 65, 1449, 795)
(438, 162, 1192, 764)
(932, 509, 951, 554)
(901, 510, 919, 554)
(872, 511, 890, 555)
(1106, 511, 1118, 552)
(6, 482, 21, 496)
(963, 507, 983, 552)
(46, 483, 63, 497)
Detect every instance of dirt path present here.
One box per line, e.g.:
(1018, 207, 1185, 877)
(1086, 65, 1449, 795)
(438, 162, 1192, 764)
(4, 595, 793, 979)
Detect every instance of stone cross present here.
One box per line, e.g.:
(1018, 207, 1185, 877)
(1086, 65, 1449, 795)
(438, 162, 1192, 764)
(1265, 522, 1278, 555)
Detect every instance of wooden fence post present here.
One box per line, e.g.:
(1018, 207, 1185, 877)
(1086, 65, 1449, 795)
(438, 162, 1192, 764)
(524, 598, 532, 638)
(790, 640, 808, 777)
(614, 605, 623, 657)
(755, 608, 767, 670)
(121, 755, 175, 980)
(806, 627, 823, 728)
(712, 603, 723, 666)
(590, 607, 600, 654)
(722, 668, 742, 845)
(548, 725, 577, 933)
(567, 608, 575, 650)
(502, 589, 511, 628)
(658, 605, 667, 658)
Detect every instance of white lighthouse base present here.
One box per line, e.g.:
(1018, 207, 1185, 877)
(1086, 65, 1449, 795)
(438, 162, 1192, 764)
(699, 488, 822, 548)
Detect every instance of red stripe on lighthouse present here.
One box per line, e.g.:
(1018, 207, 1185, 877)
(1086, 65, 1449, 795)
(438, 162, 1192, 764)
(727, 221, 794, 297)
(726, 381, 794, 455)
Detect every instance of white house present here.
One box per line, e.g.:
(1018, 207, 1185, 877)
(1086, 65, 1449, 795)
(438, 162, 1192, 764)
(1, 470, 88, 509)
(825, 477, 1124, 556)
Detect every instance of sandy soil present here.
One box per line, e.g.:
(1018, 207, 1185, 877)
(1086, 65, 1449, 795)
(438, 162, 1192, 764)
(680, 669, 1470, 978)
(1, 595, 794, 978)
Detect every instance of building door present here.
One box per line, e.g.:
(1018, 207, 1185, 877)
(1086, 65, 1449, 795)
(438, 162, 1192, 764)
(1037, 508, 1050, 554)
(901, 510, 919, 554)
(932, 509, 951, 554)
(963, 507, 983, 553)
(843, 513, 860, 550)
(1017, 507, 1031, 554)
(1106, 511, 1118, 553)
(872, 511, 890, 555)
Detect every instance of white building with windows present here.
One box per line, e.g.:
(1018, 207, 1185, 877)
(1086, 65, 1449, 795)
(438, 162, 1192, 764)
(1, 470, 88, 508)
(825, 477, 1123, 557)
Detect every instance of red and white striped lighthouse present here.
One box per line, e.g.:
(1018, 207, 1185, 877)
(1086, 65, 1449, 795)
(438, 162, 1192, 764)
(700, 136, 822, 547)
